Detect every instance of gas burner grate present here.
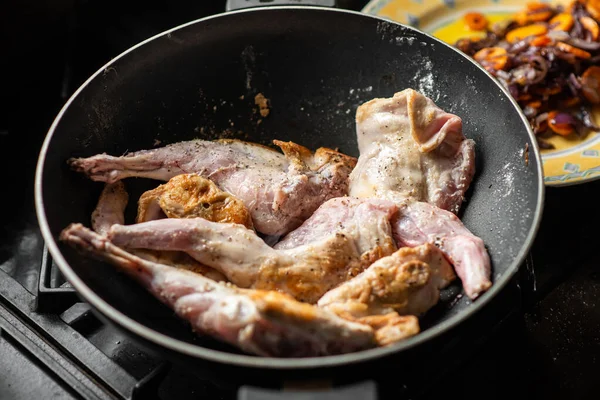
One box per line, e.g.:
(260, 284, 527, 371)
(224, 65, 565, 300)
(0, 245, 240, 399)
(36, 246, 78, 314)
(0, 247, 174, 399)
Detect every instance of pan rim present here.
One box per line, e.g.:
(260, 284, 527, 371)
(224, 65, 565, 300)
(34, 5, 545, 369)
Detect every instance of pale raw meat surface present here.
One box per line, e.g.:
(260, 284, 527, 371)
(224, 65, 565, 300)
(349, 89, 491, 299)
(90, 179, 227, 282)
(91, 181, 128, 235)
(350, 88, 475, 214)
(69, 139, 356, 237)
(59, 224, 376, 357)
(274, 196, 398, 251)
(392, 200, 491, 299)
(105, 197, 399, 303)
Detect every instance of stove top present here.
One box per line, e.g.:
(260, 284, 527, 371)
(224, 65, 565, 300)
(3, 0, 600, 399)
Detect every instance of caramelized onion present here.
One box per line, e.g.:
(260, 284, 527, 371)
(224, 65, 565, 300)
(454, 1, 600, 144)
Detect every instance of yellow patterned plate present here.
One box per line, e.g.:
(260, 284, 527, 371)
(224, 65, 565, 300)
(362, 0, 600, 186)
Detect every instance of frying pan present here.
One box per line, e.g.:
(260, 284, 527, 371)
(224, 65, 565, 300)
(34, 4, 545, 399)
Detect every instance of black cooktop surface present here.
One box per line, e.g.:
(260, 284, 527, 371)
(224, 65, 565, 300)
(2, 0, 600, 399)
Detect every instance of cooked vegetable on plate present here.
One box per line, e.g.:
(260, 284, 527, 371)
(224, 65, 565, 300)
(455, 1, 600, 149)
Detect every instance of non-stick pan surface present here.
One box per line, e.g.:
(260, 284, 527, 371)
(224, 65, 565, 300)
(35, 6, 544, 369)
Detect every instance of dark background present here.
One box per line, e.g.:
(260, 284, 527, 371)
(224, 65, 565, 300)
(1, 0, 600, 398)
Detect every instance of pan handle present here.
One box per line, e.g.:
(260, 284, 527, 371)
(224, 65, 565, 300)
(238, 380, 377, 400)
(226, 0, 336, 12)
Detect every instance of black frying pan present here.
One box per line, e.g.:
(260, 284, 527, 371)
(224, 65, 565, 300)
(34, 5, 544, 399)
